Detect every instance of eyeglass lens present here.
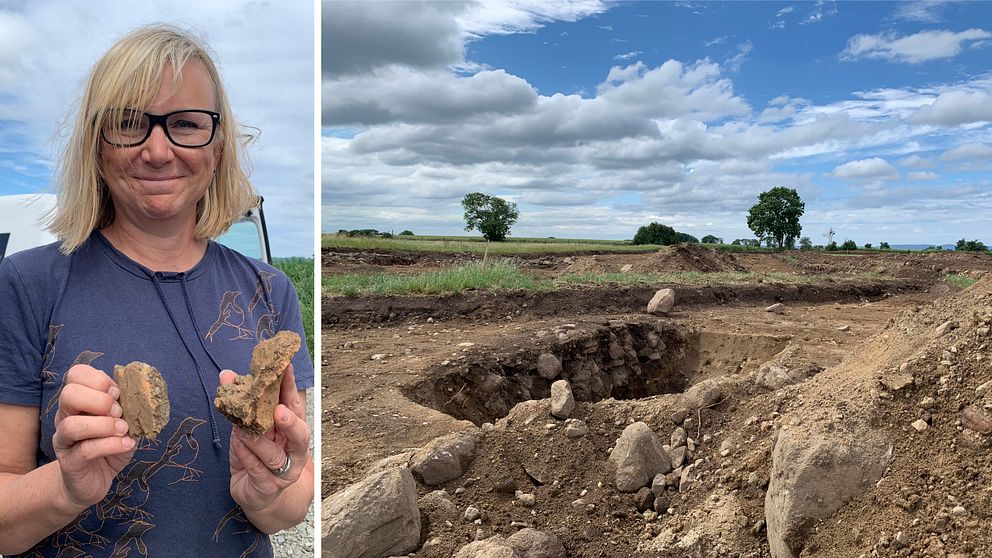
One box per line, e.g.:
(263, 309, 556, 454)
(102, 110, 217, 148)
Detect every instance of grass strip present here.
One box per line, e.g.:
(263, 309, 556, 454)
(273, 257, 314, 360)
(944, 273, 977, 289)
(324, 260, 546, 295)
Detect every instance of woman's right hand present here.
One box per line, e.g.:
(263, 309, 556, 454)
(52, 364, 137, 508)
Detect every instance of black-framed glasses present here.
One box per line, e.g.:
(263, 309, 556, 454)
(101, 109, 221, 148)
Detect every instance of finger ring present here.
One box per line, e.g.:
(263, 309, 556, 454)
(271, 454, 292, 477)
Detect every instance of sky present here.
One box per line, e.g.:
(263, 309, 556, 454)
(0, 0, 315, 256)
(323, 0, 992, 246)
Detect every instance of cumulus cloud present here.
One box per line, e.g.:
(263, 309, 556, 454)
(907, 171, 939, 180)
(892, 0, 952, 23)
(899, 154, 935, 168)
(832, 157, 900, 180)
(613, 51, 642, 61)
(910, 90, 992, 125)
(841, 28, 992, 63)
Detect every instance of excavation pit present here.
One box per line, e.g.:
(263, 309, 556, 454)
(400, 321, 789, 425)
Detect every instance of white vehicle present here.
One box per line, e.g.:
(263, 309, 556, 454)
(0, 194, 271, 264)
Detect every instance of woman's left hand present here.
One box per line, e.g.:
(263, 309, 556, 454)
(220, 364, 311, 514)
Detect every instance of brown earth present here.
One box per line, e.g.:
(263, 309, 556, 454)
(323, 245, 992, 557)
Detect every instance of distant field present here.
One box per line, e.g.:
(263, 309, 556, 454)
(273, 257, 314, 360)
(323, 234, 660, 254)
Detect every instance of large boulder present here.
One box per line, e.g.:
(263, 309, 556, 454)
(454, 536, 519, 558)
(550, 380, 575, 419)
(609, 422, 672, 492)
(765, 421, 893, 558)
(322, 468, 421, 558)
(410, 430, 479, 485)
(536, 353, 563, 380)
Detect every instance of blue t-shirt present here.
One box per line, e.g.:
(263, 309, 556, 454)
(0, 231, 313, 557)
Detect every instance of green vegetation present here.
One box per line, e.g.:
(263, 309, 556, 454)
(944, 273, 977, 289)
(462, 192, 519, 241)
(747, 187, 804, 249)
(557, 270, 819, 286)
(324, 260, 543, 295)
(323, 234, 660, 254)
(632, 222, 697, 245)
(273, 257, 314, 360)
(956, 239, 988, 252)
(701, 235, 723, 244)
(841, 239, 858, 250)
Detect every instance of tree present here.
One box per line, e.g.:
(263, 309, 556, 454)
(956, 238, 988, 252)
(823, 228, 835, 247)
(841, 239, 858, 250)
(674, 232, 699, 244)
(864, 243, 872, 249)
(399, 230, 414, 236)
(879, 242, 891, 250)
(701, 235, 723, 244)
(732, 238, 761, 247)
(799, 237, 813, 250)
(633, 222, 679, 245)
(461, 192, 519, 241)
(746, 187, 804, 249)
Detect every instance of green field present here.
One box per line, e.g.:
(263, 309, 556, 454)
(273, 257, 314, 360)
(323, 234, 661, 254)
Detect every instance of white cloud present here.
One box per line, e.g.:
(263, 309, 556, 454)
(907, 171, 940, 180)
(892, 1, 951, 22)
(910, 90, 992, 125)
(613, 51, 642, 61)
(899, 154, 935, 168)
(776, 6, 795, 17)
(940, 142, 992, 160)
(832, 157, 900, 180)
(841, 28, 992, 63)
(801, 0, 837, 25)
(704, 35, 727, 47)
(725, 41, 753, 73)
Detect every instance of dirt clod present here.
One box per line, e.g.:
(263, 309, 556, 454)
(114, 361, 170, 439)
(214, 330, 301, 435)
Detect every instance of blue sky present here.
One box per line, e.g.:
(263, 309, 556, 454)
(323, 1, 992, 245)
(0, 1, 314, 256)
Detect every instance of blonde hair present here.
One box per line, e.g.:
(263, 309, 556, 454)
(49, 24, 257, 254)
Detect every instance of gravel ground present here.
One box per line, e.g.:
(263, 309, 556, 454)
(271, 387, 315, 557)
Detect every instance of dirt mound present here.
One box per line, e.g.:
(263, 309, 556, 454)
(635, 244, 749, 274)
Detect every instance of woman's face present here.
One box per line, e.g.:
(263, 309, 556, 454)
(99, 61, 220, 231)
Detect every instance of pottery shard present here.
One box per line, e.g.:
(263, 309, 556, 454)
(114, 362, 170, 439)
(214, 331, 301, 435)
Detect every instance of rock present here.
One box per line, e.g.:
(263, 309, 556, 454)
(670, 426, 687, 448)
(609, 422, 672, 492)
(215, 330, 301, 435)
(506, 528, 566, 558)
(420, 489, 460, 519)
(961, 406, 992, 434)
(880, 372, 914, 392)
(635, 487, 654, 511)
(765, 420, 892, 558)
(114, 361, 170, 439)
(536, 353, 562, 380)
(976, 379, 992, 397)
(564, 419, 588, 438)
(464, 506, 481, 522)
(668, 445, 687, 469)
(365, 451, 416, 476)
(454, 536, 518, 558)
(493, 476, 517, 494)
(755, 362, 821, 391)
(681, 378, 723, 409)
(550, 380, 575, 419)
(911, 419, 929, 432)
(679, 464, 696, 493)
(837, 325, 850, 332)
(516, 492, 536, 508)
(410, 430, 479, 485)
(651, 474, 666, 497)
(647, 289, 675, 315)
(620, 264, 633, 273)
(322, 468, 420, 558)
(766, 303, 786, 314)
(935, 320, 958, 336)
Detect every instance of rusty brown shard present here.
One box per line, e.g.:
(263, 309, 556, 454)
(114, 362, 170, 440)
(214, 331, 301, 436)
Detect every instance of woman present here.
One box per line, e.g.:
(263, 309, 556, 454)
(0, 25, 314, 556)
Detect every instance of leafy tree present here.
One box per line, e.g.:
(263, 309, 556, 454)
(799, 237, 813, 250)
(461, 192, 519, 241)
(731, 238, 761, 247)
(841, 239, 858, 250)
(956, 238, 988, 252)
(864, 243, 872, 249)
(880, 241, 891, 250)
(826, 241, 838, 251)
(399, 230, 414, 236)
(633, 222, 679, 245)
(674, 232, 699, 244)
(701, 235, 723, 244)
(746, 187, 804, 249)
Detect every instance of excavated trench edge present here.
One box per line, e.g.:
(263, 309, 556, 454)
(323, 280, 923, 326)
(399, 321, 789, 426)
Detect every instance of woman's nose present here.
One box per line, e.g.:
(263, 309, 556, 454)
(141, 124, 175, 164)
